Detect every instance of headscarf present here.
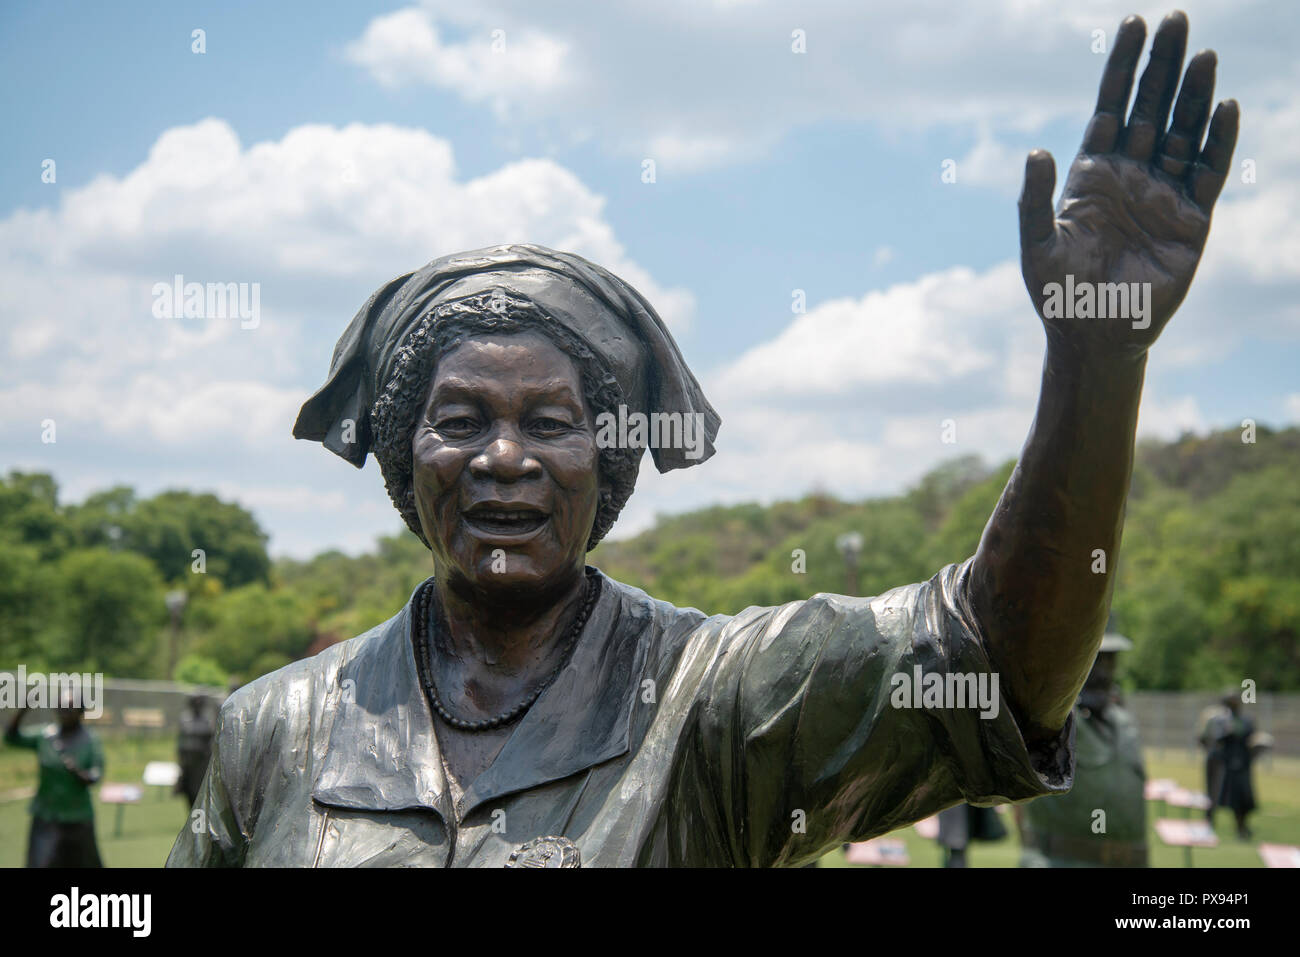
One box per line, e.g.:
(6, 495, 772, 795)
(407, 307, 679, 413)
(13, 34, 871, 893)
(293, 244, 720, 472)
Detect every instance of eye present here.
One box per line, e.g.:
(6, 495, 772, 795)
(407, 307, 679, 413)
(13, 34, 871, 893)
(435, 416, 480, 438)
(531, 417, 571, 437)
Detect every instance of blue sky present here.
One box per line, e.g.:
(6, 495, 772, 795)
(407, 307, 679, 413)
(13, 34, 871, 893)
(3, 0, 1298, 557)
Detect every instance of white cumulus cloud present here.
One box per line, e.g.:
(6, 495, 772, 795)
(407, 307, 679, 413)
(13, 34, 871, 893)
(0, 119, 693, 555)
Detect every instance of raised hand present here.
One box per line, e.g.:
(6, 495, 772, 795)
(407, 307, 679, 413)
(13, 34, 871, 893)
(1019, 11, 1238, 360)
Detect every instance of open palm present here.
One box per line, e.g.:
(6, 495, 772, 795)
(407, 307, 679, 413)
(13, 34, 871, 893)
(1020, 12, 1238, 359)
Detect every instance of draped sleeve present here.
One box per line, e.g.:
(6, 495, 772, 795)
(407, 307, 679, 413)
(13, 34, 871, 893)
(685, 557, 1075, 867)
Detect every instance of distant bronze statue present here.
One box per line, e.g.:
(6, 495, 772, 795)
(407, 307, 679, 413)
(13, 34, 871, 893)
(169, 11, 1238, 867)
(5, 696, 105, 868)
(1017, 630, 1148, 866)
(1199, 691, 1258, 838)
(937, 803, 1008, 868)
(176, 693, 216, 809)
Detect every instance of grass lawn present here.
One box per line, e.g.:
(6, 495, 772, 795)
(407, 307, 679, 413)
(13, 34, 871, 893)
(2, 736, 1297, 868)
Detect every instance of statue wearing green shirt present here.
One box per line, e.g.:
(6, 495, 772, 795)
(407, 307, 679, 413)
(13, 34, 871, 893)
(5, 697, 105, 868)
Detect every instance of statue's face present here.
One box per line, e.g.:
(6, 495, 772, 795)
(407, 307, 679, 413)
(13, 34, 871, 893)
(412, 331, 602, 597)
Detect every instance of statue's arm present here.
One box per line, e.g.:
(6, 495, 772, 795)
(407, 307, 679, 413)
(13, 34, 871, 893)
(968, 12, 1237, 743)
(969, 345, 1143, 741)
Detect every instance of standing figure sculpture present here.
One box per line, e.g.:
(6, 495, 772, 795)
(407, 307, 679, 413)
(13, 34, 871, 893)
(177, 693, 216, 809)
(1017, 631, 1148, 866)
(168, 12, 1238, 867)
(1199, 692, 1258, 838)
(5, 696, 105, 868)
(936, 803, 1007, 868)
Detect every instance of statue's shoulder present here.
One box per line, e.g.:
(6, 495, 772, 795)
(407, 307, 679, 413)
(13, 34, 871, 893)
(595, 569, 807, 661)
(216, 608, 405, 738)
(598, 573, 709, 625)
(597, 571, 779, 649)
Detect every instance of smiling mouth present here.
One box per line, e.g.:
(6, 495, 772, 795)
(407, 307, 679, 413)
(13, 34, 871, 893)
(462, 507, 548, 536)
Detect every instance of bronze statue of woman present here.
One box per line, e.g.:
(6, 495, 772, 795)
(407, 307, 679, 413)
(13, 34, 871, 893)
(168, 12, 1237, 867)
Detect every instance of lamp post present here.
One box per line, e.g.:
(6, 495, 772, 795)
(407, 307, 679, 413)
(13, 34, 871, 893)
(835, 532, 864, 596)
(165, 589, 188, 680)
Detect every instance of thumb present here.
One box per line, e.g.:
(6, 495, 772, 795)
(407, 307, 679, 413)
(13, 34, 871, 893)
(1018, 149, 1057, 246)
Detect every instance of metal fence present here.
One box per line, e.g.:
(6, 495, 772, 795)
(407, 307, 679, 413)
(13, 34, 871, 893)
(1126, 691, 1298, 760)
(0, 675, 225, 738)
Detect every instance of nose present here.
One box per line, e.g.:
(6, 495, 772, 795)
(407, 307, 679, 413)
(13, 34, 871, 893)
(468, 429, 543, 483)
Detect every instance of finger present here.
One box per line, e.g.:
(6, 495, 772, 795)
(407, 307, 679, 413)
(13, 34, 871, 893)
(1018, 149, 1057, 246)
(1191, 99, 1239, 212)
(1157, 50, 1216, 178)
(1083, 16, 1146, 154)
(1122, 11, 1188, 161)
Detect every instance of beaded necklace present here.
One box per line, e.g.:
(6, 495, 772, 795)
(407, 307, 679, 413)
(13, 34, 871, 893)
(414, 569, 599, 731)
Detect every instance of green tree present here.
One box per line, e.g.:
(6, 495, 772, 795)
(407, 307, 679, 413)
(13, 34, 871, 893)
(0, 541, 58, 668)
(0, 471, 74, 560)
(125, 490, 271, 587)
(248, 652, 294, 680)
(925, 460, 1016, 569)
(46, 548, 167, 675)
(194, 585, 313, 676)
(174, 653, 229, 687)
(64, 486, 137, 549)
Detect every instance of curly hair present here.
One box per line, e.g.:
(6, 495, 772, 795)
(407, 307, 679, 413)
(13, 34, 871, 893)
(370, 290, 643, 551)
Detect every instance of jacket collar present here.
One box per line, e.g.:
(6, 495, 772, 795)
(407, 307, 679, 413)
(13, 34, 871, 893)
(312, 568, 642, 819)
